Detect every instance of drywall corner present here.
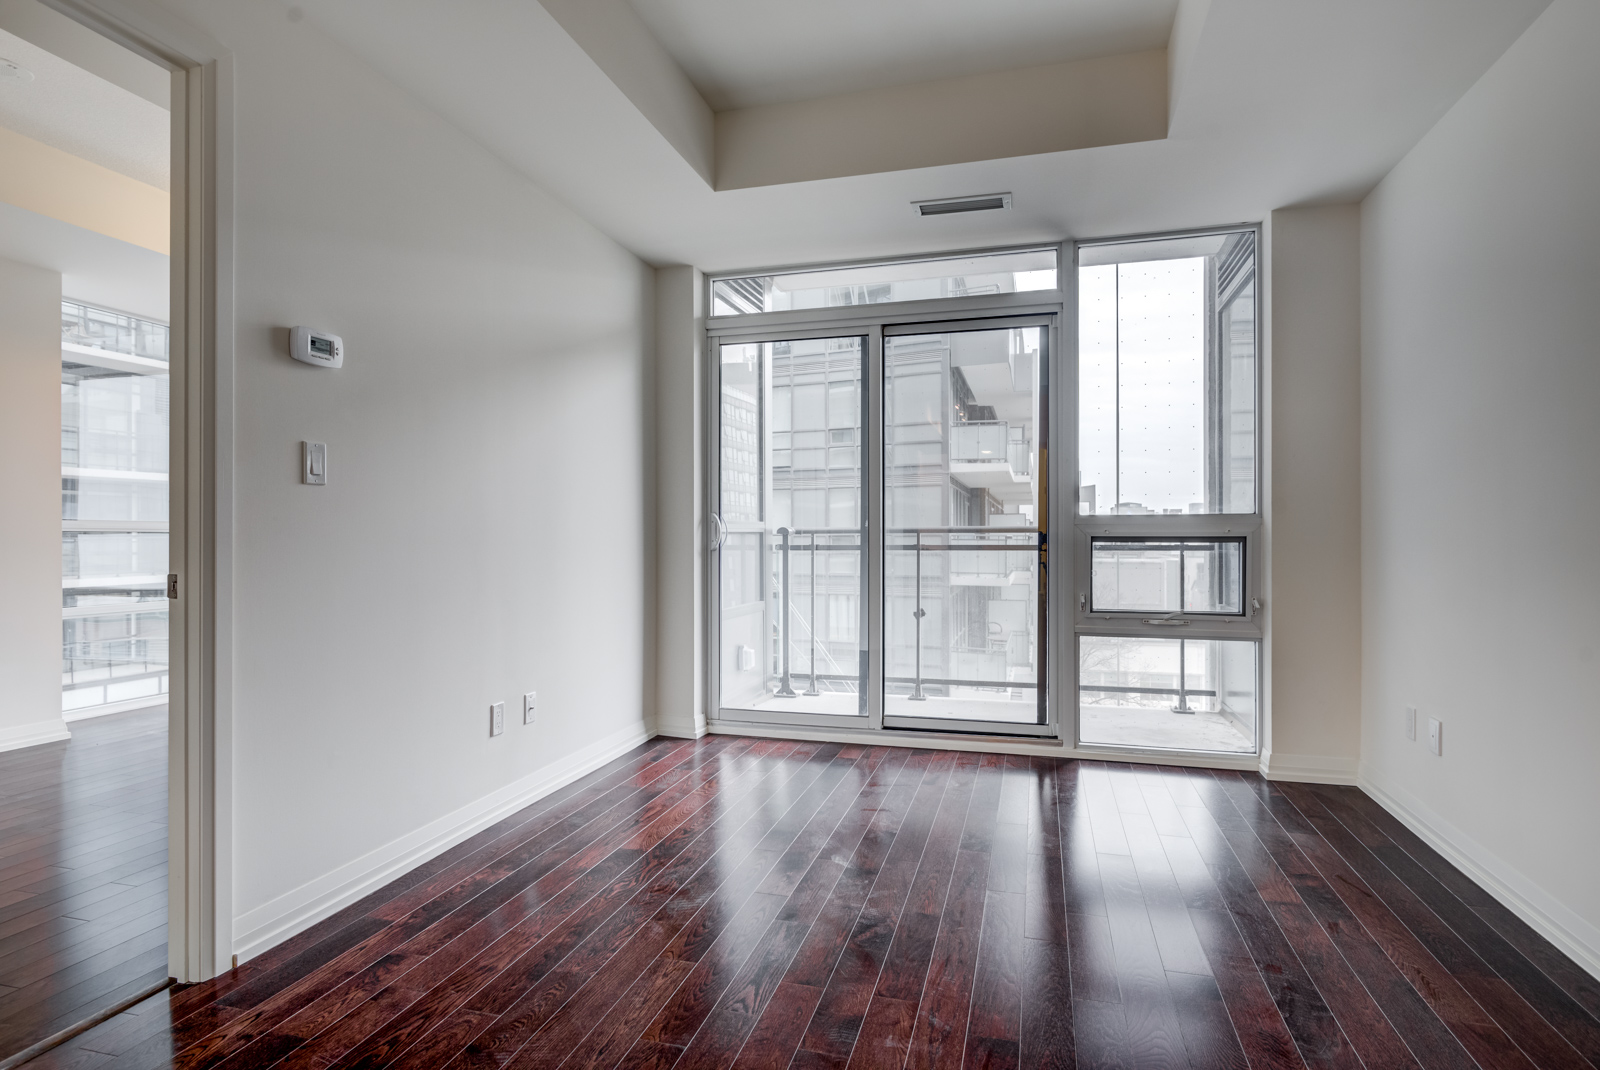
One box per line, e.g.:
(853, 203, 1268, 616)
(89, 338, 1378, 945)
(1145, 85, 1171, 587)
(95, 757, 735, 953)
(536, 0, 714, 184)
(0, 256, 68, 754)
(1260, 751, 1359, 785)
(714, 50, 1167, 190)
(654, 264, 706, 739)
(1360, 771, 1600, 981)
(1266, 203, 1361, 777)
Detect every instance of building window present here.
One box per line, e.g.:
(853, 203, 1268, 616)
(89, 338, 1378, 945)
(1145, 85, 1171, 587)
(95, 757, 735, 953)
(60, 300, 171, 715)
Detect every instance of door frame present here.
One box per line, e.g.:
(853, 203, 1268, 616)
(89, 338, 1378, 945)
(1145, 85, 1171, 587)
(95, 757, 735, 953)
(703, 250, 1071, 742)
(877, 314, 1058, 739)
(44, 0, 235, 982)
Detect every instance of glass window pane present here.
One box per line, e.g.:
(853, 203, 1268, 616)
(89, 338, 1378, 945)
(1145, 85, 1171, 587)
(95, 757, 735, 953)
(712, 248, 1057, 315)
(883, 326, 1045, 725)
(1090, 538, 1243, 615)
(1077, 230, 1257, 515)
(719, 337, 866, 718)
(61, 302, 171, 714)
(1078, 636, 1257, 753)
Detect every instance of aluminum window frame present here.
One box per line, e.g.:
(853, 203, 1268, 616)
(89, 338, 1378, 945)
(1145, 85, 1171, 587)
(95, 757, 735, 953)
(707, 243, 1061, 321)
(1069, 225, 1265, 756)
(709, 328, 876, 734)
(705, 245, 1069, 742)
(1086, 534, 1249, 617)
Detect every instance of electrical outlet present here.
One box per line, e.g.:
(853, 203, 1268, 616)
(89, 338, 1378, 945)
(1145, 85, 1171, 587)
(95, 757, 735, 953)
(490, 702, 505, 737)
(1427, 716, 1442, 756)
(523, 692, 537, 725)
(1405, 705, 1417, 740)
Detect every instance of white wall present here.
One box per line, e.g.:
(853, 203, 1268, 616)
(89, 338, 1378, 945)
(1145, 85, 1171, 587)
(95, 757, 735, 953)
(1265, 205, 1362, 782)
(149, 1, 656, 961)
(1361, 0, 1600, 975)
(0, 256, 69, 752)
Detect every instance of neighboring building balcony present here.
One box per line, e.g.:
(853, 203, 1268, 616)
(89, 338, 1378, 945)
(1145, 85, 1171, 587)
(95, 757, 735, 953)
(949, 421, 1032, 489)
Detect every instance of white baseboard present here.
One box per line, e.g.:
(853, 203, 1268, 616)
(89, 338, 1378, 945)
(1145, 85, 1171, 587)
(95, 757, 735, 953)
(654, 715, 706, 739)
(64, 694, 168, 722)
(1360, 773, 1600, 983)
(1260, 751, 1360, 784)
(232, 719, 653, 964)
(0, 719, 72, 753)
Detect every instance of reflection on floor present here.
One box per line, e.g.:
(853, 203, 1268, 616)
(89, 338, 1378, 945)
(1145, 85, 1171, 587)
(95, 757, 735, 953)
(1079, 703, 1254, 753)
(42, 737, 1600, 1070)
(0, 706, 168, 1059)
(734, 689, 1040, 724)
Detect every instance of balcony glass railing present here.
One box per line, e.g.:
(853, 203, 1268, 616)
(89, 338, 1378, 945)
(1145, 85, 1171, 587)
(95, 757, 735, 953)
(950, 421, 1032, 477)
(62, 299, 170, 362)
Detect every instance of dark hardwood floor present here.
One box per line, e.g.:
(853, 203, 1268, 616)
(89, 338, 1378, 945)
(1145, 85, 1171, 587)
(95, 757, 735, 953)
(0, 706, 168, 1060)
(17, 734, 1600, 1069)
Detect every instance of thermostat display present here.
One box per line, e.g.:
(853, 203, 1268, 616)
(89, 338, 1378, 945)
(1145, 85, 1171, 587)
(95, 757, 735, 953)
(291, 326, 343, 368)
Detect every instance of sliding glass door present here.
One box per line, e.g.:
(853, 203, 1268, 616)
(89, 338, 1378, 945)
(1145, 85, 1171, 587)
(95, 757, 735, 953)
(712, 317, 1053, 737)
(881, 323, 1048, 732)
(716, 336, 868, 727)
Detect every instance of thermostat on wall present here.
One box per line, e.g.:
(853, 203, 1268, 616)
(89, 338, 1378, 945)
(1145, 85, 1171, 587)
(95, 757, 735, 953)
(291, 326, 343, 368)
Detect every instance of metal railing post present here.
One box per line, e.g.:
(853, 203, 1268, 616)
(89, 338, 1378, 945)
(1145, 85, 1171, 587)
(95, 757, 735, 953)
(776, 527, 796, 697)
(805, 534, 820, 696)
(1171, 637, 1193, 714)
(910, 531, 926, 700)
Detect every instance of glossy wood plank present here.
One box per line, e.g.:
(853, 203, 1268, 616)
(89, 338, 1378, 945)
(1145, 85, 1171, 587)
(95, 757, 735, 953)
(904, 753, 1005, 1070)
(726, 752, 926, 1070)
(1265, 782, 1590, 1070)
(362, 743, 835, 1070)
(501, 745, 888, 1070)
(0, 707, 167, 1060)
(501, 749, 857, 1070)
(263, 742, 805, 1070)
(1170, 770, 1363, 1070)
(794, 752, 955, 1065)
(27, 739, 1600, 1070)
(185, 742, 762, 1070)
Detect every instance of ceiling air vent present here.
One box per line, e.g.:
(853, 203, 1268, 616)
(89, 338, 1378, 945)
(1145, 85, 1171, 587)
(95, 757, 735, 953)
(913, 193, 1012, 217)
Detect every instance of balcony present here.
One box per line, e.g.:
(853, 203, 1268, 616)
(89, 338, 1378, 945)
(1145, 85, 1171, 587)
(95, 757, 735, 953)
(949, 421, 1031, 490)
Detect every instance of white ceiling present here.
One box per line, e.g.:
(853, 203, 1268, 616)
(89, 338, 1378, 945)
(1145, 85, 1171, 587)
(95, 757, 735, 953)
(295, 0, 1550, 274)
(624, 0, 1178, 110)
(0, 27, 168, 189)
(0, 199, 168, 318)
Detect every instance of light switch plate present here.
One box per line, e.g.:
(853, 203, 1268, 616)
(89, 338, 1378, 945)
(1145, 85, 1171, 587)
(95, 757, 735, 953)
(490, 702, 505, 737)
(302, 441, 327, 485)
(523, 692, 537, 725)
(1427, 717, 1442, 756)
(1405, 705, 1416, 740)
